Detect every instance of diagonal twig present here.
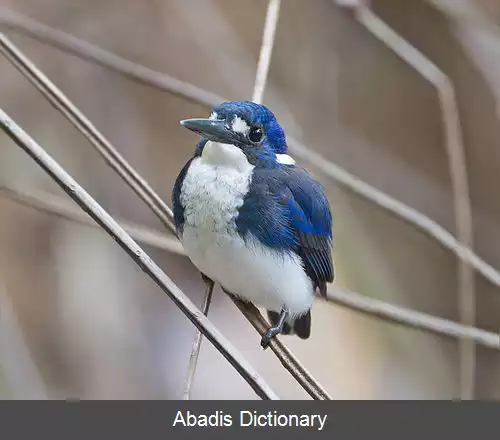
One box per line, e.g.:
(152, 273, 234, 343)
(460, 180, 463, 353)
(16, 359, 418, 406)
(0, 108, 279, 400)
(323, 289, 499, 350)
(233, 300, 332, 400)
(0, 31, 176, 234)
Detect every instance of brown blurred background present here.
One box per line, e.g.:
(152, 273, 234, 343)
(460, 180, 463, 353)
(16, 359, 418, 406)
(0, 0, 500, 399)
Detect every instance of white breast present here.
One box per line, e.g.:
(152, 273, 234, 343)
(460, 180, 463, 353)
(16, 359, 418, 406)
(179, 142, 314, 317)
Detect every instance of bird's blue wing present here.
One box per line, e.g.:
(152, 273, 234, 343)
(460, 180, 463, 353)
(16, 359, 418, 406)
(237, 165, 334, 294)
(280, 166, 334, 292)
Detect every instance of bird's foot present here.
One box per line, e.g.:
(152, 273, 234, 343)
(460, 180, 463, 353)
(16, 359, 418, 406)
(260, 327, 280, 349)
(260, 307, 289, 350)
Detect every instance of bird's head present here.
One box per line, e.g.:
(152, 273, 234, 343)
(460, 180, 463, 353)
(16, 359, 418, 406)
(180, 101, 293, 167)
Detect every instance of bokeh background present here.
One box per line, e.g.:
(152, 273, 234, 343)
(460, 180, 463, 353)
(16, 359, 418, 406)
(1, 0, 500, 399)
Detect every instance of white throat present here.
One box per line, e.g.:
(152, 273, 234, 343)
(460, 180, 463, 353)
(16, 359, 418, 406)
(201, 141, 253, 173)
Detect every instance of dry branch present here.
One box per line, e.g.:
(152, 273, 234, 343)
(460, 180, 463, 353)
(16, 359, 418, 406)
(0, 32, 176, 234)
(233, 300, 332, 400)
(324, 289, 499, 350)
(0, 8, 222, 108)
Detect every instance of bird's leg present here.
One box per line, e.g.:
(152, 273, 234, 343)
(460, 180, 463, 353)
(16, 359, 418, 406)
(261, 307, 289, 349)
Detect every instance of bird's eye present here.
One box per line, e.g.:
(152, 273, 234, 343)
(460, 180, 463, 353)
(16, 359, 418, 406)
(248, 127, 263, 143)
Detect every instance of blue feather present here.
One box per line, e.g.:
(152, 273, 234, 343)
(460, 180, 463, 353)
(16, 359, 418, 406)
(236, 165, 334, 288)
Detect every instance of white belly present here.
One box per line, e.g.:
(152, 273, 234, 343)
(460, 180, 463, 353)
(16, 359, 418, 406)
(179, 144, 314, 316)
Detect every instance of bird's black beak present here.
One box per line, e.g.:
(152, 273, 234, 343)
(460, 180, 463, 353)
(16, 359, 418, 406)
(180, 118, 236, 144)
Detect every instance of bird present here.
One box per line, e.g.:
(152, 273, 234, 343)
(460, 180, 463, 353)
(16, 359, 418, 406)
(172, 101, 334, 349)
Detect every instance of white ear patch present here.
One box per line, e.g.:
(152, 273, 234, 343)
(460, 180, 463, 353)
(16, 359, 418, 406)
(231, 116, 250, 134)
(276, 154, 296, 165)
(209, 112, 218, 120)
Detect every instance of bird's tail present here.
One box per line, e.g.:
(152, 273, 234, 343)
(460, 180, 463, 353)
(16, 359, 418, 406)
(266, 310, 311, 339)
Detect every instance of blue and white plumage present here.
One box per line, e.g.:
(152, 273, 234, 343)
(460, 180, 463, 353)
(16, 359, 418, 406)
(172, 101, 334, 348)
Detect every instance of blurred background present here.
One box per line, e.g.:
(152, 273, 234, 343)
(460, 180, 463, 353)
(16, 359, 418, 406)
(1, 0, 500, 400)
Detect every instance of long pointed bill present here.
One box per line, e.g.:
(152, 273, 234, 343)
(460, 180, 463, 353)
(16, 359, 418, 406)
(180, 118, 236, 144)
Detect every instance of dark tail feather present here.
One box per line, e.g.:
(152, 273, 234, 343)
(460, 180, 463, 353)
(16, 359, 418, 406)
(293, 311, 311, 339)
(266, 310, 311, 339)
(266, 310, 292, 335)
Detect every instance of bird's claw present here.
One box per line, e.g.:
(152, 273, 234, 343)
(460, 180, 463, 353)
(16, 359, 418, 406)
(260, 327, 280, 350)
(261, 307, 289, 349)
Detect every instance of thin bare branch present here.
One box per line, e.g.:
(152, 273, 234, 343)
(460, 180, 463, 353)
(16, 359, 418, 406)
(0, 32, 176, 234)
(354, 4, 476, 399)
(182, 281, 214, 400)
(252, 0, 281, 104)
(0, 109, 279, 400)
(324, 289, 499, 350)
(3, 12, 499, 295)
(0, 8, 222, 108)
(0, 184, 185, 256)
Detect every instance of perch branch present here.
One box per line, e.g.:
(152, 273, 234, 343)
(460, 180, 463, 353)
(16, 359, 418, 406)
(233, 299, 332, 400)
(252, 0, 281, 104)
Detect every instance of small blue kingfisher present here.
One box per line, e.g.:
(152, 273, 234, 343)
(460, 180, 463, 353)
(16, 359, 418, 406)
(172, 101, 334, 348)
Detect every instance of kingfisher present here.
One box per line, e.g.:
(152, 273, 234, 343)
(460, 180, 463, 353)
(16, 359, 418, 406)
(172, 101, 334, 349)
